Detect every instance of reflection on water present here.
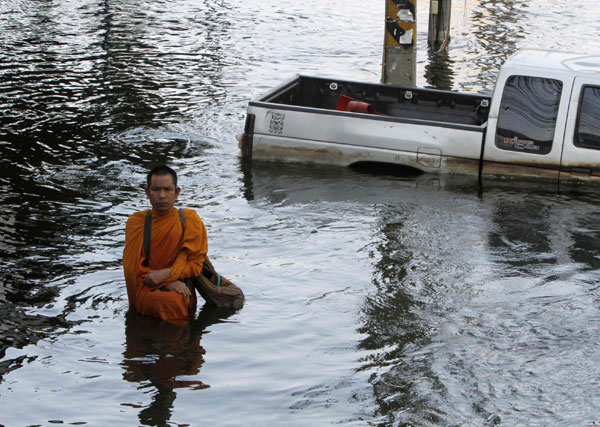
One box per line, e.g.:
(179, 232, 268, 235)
(451, 0, 530, 93)
(2, 0, 600, 425)
(424, 48, 455, 90)
(246, 162, 600, 424)
(122, 307, 234, 426)
(360, 181, 600, 424)
(356, 208, 435, 422)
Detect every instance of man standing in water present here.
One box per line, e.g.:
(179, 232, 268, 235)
(123, 165, 208, 321)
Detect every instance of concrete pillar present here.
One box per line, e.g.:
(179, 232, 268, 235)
(382, 0, 416, 86)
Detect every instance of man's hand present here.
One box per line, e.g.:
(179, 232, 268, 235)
(163, 280, 192, 298)
(143, 268, 171, 287)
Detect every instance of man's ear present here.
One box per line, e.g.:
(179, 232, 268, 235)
(144, 187, 151, 199)
(175, 186, 181, 198)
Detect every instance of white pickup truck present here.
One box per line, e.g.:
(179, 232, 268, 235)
(240, 50, 600, 184)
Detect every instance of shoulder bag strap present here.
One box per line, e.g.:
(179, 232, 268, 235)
(142, 210, 152, 267)
(142, 208, 186, 267)
(178, 208, 185, 233)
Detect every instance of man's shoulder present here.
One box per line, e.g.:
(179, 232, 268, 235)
(179, 208, 205, 230)
(180, 207, 201, 220)
(129, 208, 151, 219)
(126, 209, 151, 226)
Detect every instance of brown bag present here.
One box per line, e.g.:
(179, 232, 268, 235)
(191, 257, 245, 309)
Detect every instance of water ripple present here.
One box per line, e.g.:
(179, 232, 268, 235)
(2, 0, 600, 425)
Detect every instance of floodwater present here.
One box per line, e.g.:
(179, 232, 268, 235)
(1, 0, 600, 425)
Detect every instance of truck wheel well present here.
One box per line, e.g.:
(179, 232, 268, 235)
(349, 161, 424, 177)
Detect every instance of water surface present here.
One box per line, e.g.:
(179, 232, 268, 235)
(1, 0, 600, 425)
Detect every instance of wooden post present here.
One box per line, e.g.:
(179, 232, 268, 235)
(428, 0, 451, 48)
(382, 0, 416, 86)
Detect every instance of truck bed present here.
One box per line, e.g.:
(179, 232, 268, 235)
(257, 75, 490, 126)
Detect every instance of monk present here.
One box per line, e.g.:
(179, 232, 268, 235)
(123, 165, 208, 321)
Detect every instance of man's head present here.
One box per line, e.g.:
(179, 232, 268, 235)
(145, 165, 180, 213)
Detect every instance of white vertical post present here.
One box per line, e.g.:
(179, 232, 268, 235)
(428, 0, 452, 48)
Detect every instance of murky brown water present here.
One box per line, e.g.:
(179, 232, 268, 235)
(1, 0, 600, 425)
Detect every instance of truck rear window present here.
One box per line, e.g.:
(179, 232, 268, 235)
(495, 76, 562, 155)
(575, 86, 600, 150)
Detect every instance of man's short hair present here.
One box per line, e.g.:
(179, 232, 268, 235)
(147, 165, 178, 187)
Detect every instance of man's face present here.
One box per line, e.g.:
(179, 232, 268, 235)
(145, 173, 180, 213)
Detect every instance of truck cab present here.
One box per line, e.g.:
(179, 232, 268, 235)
(482, 50, 600, 183)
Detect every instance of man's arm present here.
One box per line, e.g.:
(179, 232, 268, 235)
(163, 280, 192, 297)
(142, 268, 171, 286)
(141, 270, 192, 296)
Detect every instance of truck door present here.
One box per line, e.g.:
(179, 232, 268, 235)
(560, 77, 600, 183)
(482, 73, 572, 180)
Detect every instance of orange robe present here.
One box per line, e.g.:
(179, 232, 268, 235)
(123, 207, 208, 320)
